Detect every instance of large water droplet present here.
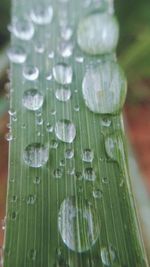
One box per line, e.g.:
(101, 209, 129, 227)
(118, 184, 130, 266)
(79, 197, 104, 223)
(22, 89, 44, 111)
(83, 167, 96, 181)
(23, 143, 49, 168)
(77, 13, 119, 55)
(82, 61, 127, 114)
(55, 120, 76, 143)
(105, 133, 124, 162)
(58, 196, 99, 252)
(7, 45, 27, 64)
(12, 18, 34, 40)
(82, 149, 94, 162)
(23, 65, 39, 81)
(31, 5, 53, 25)
(53, 63, 73, 85)
(55, 88, 71, 102)
(101, 245, 116, 266)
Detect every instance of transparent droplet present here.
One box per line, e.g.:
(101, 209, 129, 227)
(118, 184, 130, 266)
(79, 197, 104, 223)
(23, 143, 49, 168)
(12, 18, 34, 40)
(22, 89, 44, 111)
(58, 42, 74, 58)
(23, 65, 39, 81)
(55, 88, 71, 102)
(75, 171, 83, 180)
(74, 105, 80, 112)
(11, 195, 18, 203)
(61, 26, 73, 41)
(102, 177, 109, 184)
(77, 13, 119, 55)
(8, 109, 16, 116)
(93, 189, 103, 199)
(33, 176, 41, 185)
(105, 133, 124, 162)
(50, 140, 59, 149)
(46, 73, 52, 81)
(60, 159, 65, 166)
(31, 5, 53, 25)
(101, 118, 112, 127)
(10, 211, 17, 220)
(53, 168, 63, 179)
(83, 167, 96, 181)
(7, 45, 27, 64)
(53, 63, 73, 85)
(26, 194, 36, 205)
(34, 41, 45, 53)
(48, 51, 55, 59)
(5, 132, 13, 142)
(58, 196, 99, 252)
(82, 61, 127, 114)
(36, 116, 43, 125)
(28, 249, 36, 261)
(101, 245, 116, 266)
(46, 123, 53, 133)
(65, 148, 74, 159)
(82, 149, 94, 162)
(75, 56, 84, 63)
(55, 120, 76, 143)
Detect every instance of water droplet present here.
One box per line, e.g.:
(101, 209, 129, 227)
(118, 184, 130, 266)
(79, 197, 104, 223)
(55, 88, 71, 102)
(10, 211, 17, 220)
(82, 149, 94, 162)
(26, 194, 36, 205)
(22, 89, 44, 111)
(31, 5, 53, 25)
(34, 41, 45, 53)
(46, 73, 52, 81)
(1, 217, 6, 231)
(46, 123, 53, 133)
(12, 18, 34, 40)
(101, 245, 116, 266)
(50, 140, 59, 149)
(77, 13, 119, 55)
(83, 167, 96, 181)
(5, 132, 13, 142)
(48, 51, 55, 59)
(60, 159, 65, 167)
(61, 26, 73, 41)
(101, 118, 112, 127)
(28, 249, 36, 261)
(102, 177, 109, 184)
(33, 176, 41, 185)
(8, 109, 16, 116)
(64, 148, 74, 159)
(11, 195, 18, 202)
(58, 41, 74, 58)
(23, 143, 49, 168)
(82, 61, 127, 114)
(53, 168, 63, 179)
(75, 171, 83, 180)
(36, 116, 43, 125)
(93, 189, 103, 199)
(75, 56, 84, 63)
(23, 65, 39, 81)
(58, 196, 99, 252)
(53, 63, 73, 85)
(55, 120, 76, 143)
(7, 45, 27, 64)
(105, 133, 124, 162)
(74, 105, 80, 112)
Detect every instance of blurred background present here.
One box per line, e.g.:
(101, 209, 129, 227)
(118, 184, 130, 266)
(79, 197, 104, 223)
(0, 0, 150, 257)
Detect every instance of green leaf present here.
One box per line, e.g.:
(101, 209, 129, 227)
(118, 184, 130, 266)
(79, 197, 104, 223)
(3, 0, 149, 267)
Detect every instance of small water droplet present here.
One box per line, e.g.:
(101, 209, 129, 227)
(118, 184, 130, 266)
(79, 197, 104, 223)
(102, 177, 109, 184)
(50, 140, 59, 149)
(58, 41, 74, 58)
(82, 62, 127, 114)
(23, 65, 39, 81)
(101, 245, 116, 266)
(46, 73, 52, 81)
(58, 196, 99, 252)
(28, 249, 36, 261)
(64, 148, 74, 159)
(51, 109, 56, 115)
(75, 56, 84, 63)
(55, 120, 76, 143)
(53, 168, 63, 179)
(5, 132, 13, 142)
(60, 159, 65, 167)
(46, 123, 53, 133)
(26, 194, 36, 205)
(33, 176, 41, 185)
(10, 211, 17, 220)
(82, 149, 94, 163)
(83, 167, 96, 181)
(93, 189, 103, 199)
(75, 171, 83, 180)
(31, 5, 53, 25)
(22, 89, 44, 111)
(74, 105, 80, 112)
(8, 109, 16, 116)
(35, 116, 43, 125)
(7, 45, 27, 64)
(105, 133, 124, 162)
(48, 51, 55, 59)
(34, 41, 45, 53)
(11, 195, 18, 202)
(77, 13, 119, 55)
(55, 88, 71, 102)
(23, 143, 49, 168)
(101, 118, 112, 127)
(53, 63, 73, 85)
(61, 26, 73, 41)
(12, 18, 34, 40)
